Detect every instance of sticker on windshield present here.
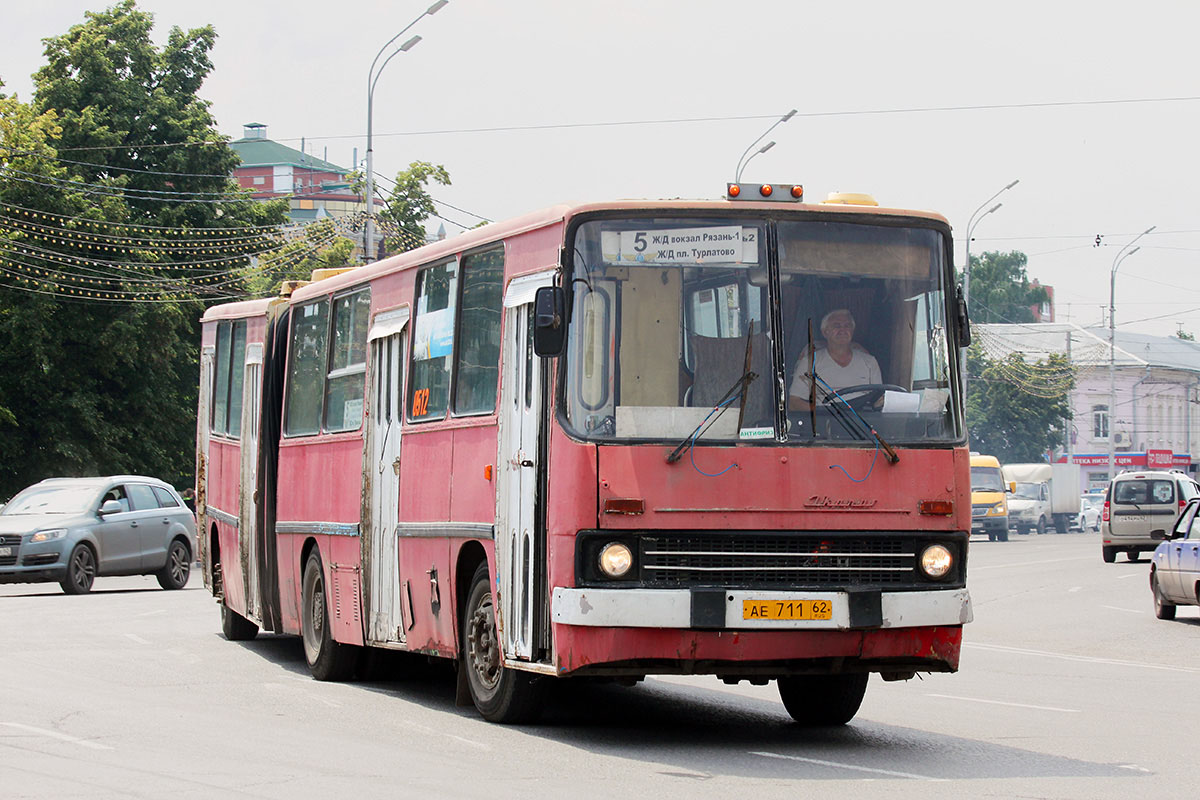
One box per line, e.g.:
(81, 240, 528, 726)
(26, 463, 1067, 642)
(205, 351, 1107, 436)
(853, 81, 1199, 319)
(601, 227, 759, 266)
(739, 427, 774, 439)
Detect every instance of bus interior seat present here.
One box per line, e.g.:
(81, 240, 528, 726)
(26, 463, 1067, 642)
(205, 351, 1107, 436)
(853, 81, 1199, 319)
(690, 332, 773, 426)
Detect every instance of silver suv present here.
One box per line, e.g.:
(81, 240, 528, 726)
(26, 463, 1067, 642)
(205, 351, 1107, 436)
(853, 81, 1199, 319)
(1102, 470, 1200, 563)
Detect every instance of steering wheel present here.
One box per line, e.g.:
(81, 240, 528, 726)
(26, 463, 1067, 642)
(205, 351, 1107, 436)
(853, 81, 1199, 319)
(821, 383, 907, 412)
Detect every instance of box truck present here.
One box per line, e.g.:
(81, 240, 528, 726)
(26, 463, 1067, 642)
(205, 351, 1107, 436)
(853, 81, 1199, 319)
(1002, 462, 1082, 534)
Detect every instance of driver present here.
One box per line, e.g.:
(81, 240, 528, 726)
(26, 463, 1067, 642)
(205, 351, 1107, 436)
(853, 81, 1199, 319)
(788, 308, 881, 411)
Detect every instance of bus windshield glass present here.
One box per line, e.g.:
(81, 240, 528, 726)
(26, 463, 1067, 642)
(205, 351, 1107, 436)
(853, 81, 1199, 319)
(562, 215, 960, 445)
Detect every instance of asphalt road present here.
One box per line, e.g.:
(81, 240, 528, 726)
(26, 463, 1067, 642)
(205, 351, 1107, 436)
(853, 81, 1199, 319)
(1, 531, 1193, 799)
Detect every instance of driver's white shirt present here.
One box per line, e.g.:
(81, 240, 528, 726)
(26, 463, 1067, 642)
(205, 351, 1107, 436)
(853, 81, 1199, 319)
(790, 346, 881, 400)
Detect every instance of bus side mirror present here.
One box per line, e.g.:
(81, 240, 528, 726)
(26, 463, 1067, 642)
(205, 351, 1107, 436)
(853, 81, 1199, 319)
(1007, 481, 1016, 493)
(956, 284, 971, 347)
(533, 286, 566, 357)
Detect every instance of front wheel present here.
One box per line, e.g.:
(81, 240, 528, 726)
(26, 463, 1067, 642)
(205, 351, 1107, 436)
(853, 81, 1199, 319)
(461, 562, 545, 723)
(301, 551, 357, 681)
(1036, 517, 1047, 535)
(60, 544, 96, 595)
(998, 528, 1009, 542)
(778, 673, 869, 726)
(156, 539, 191, 590)
(1152, 572, 1176, 620)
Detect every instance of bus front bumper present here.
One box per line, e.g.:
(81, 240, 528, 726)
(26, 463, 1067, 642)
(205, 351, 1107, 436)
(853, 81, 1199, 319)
(552, 587, 972, 631)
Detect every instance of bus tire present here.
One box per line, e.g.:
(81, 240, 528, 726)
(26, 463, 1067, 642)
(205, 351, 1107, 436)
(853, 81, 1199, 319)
(301, 550, 357, 681)
(778, 673, 868, 726)
(461, 562, 544, 723)
(221, 602, 259, 641)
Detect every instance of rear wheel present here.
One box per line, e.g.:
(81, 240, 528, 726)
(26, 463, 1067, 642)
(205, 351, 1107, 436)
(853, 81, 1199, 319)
(60, 544, 96, 595)
(1102, 547, 1117, 563)
(221, 603, 259, 640)
(778, 673, 869, 726)
(1128, 551, 1141, 562)
(461, 562, 545, 723)
(301, 550, 357, 681)
(1152, 572, 1176, 620)
(156, 539, 191, 590)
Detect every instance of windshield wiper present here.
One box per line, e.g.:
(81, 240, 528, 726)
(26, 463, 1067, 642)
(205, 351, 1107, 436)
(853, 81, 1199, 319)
(666, 368, 757, 464)
(813, 376, 899, 464)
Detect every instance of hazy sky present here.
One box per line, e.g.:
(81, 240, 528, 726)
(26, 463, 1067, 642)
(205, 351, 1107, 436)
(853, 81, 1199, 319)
(3, 0, 1198, 337)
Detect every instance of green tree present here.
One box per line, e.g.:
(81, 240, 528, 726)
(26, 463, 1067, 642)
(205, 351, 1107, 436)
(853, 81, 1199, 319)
(377, 160, 450, 254)
(966, 342, 1073, 462)
(962, 250, 1049, 324)
(0, 1, 286, 498)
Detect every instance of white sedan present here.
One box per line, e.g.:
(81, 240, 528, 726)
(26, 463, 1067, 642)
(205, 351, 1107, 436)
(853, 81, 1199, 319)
(1073, 494, 1102, 532)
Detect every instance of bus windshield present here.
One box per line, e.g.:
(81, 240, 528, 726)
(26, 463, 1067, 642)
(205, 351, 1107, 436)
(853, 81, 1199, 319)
(562, 214, 961, 445)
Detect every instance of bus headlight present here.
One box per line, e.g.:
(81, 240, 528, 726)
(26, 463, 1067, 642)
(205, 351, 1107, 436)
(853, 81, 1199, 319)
(598, 542, 633, 578)
(919, 544, 953, 580)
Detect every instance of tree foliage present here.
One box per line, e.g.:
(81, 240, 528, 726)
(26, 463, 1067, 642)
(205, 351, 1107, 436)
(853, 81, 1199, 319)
(0, 1, 286, 498)
(963, 250, 1049, 324)
(966, 343, 1073, 462)
(377, 160, 450, 253)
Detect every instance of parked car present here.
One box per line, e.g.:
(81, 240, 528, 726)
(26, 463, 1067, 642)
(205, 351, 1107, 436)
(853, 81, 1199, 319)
(1073, 494, 1103, 532)
(0, 476, 196, 594)
(1102, 470, 1200, 563)
(1150, 497, 1200, 619)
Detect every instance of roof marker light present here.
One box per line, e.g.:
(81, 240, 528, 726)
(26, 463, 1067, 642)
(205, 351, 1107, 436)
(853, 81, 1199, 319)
(759, 184, 774, 197)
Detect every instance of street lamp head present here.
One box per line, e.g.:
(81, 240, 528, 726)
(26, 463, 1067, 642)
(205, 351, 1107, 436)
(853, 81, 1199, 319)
(758, 141, 776, 155)
(1004, 179, 1020, 190)
(400, 34, 422, 51)
(986, 202, 1002, 216)
(426, 0, 449, 14)
(782, 109, 797, 122)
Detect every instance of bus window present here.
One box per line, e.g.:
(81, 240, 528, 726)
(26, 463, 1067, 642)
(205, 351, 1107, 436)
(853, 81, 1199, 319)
(324, 289, 370, 432)
(454, 249, 504, 415)
(211, 319, 247, 438)
(284, 299, 329, 436)
(409, 261, 458, 421)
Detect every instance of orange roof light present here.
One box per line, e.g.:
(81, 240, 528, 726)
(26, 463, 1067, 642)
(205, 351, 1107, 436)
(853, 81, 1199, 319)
(791, 185, 804, 199)
(727, 183, 742, 198)
(759, 184, 774, 197)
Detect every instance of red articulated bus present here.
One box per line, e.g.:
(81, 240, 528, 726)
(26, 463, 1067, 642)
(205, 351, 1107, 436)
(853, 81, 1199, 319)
(198, 186, 974, 725)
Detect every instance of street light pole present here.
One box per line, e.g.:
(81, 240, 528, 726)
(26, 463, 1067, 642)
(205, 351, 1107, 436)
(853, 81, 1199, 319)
(363, 0, 448, 263)
(963, 179, 1019, 312)
(1108, 225, 1156, 479)
(734, 109, 795, 182)
(736, 141, 776, 183)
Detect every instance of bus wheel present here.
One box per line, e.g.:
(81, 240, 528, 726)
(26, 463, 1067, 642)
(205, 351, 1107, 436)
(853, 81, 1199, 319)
(778, 673, 868, 726)
(301, 551, 357, 681)
(461, 562, 544, 723)
(221, 603, 259, 641)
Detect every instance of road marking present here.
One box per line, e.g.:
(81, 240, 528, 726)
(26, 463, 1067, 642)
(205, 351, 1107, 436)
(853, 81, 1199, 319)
(124, 633, 150, 644)
(1118, 573, 1142, 580)
(1101, 605, 1142, 614)
(926, 693, 1080, 713)
(972, 555, 1094, 571)
(0, 722, 113, 751)
(1068, 586, 1082, 592)
(751, 751, 944, 781)
(135, 609, 167, 617)
(967, 642, 1200, 674)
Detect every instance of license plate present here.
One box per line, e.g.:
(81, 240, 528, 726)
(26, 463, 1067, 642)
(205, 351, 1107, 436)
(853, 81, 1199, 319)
(743, 599, 833, 620)
(1122, 514, 1148, 523)
(0, 546, 11, 557)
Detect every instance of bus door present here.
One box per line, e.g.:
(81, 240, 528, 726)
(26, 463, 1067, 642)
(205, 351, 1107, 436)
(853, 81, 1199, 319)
(364, 309, 409, 646)
(240, 343, 263, 620)
(497, 301, 546, 660)
(197, 344, 214, 574)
